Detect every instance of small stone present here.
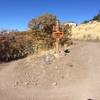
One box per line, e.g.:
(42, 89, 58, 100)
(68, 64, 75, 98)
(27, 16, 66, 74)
(14, 81, 19, 87)
(54, 53, 59, 58)
(15, 81, 19, 85)
(44, 54, 55, 64)
(69, 64, 73, 67)
(55, 66, 58, 69)
(24, 82, 29, 85)
(52, 82, 57, 86)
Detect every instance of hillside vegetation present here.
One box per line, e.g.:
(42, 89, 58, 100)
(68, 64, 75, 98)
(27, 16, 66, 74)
(71, 21, 100, 40)
(71, 11, 100, 40)
(0, 14, 72, 62)
(1, 11, 100, 62)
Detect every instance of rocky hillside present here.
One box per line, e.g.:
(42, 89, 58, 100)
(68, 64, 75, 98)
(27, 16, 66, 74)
(71, 21, 100, 40)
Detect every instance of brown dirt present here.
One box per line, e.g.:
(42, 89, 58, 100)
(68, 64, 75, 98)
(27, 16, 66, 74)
(0, 41, 100, 100)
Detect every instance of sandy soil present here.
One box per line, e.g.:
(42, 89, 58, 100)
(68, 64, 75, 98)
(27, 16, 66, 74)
(0, 41, 100, 100)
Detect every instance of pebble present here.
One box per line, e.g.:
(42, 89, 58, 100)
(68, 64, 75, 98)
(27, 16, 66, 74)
(43, 69, 46, 73)
(52, 82, 57, 86)
(24, 82, 29, 85)
(44, 54, 55, 64)
(55, 66, 58, 69)
(69, 64, 73, 67)
(16, 81, 19, 85)
(14, 81, 19, 87)
(54, 53, 59, 58)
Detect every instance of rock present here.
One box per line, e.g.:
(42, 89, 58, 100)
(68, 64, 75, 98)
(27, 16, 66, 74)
(55, 66, 58, 69)
(24, 82, 29, 86)
(69, 64, 73, 67)
(14, 81, 19, 87)
(52, 82, 57, 86)
(34, 82, 38, 86)
(44, 53, 55, 64)
(54, 53, 59, 58)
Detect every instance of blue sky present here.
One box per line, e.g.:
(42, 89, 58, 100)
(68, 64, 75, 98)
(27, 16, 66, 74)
(0, 0, 100, 31)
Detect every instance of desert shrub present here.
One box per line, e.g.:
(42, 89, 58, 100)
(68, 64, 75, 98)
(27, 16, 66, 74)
(28, 13, 73, 48)
(28, 13, 57, 35)
(0, 32, 36, 62)
(0, 14, 73, 62)
(92, 11, 100, 22)
(60, 24, 72, 46)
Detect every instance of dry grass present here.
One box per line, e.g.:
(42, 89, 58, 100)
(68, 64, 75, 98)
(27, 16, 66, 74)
(71, 21, 100, 40)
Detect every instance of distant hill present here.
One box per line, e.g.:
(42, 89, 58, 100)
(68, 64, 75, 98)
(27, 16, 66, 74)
(82, 11, 100, 24)
(92, 11, 100, 22)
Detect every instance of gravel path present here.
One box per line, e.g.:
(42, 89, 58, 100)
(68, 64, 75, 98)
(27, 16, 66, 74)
(0, 41, 100, 100)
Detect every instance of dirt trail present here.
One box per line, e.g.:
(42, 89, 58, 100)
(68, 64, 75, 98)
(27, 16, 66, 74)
(0, 41, 100, 100)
